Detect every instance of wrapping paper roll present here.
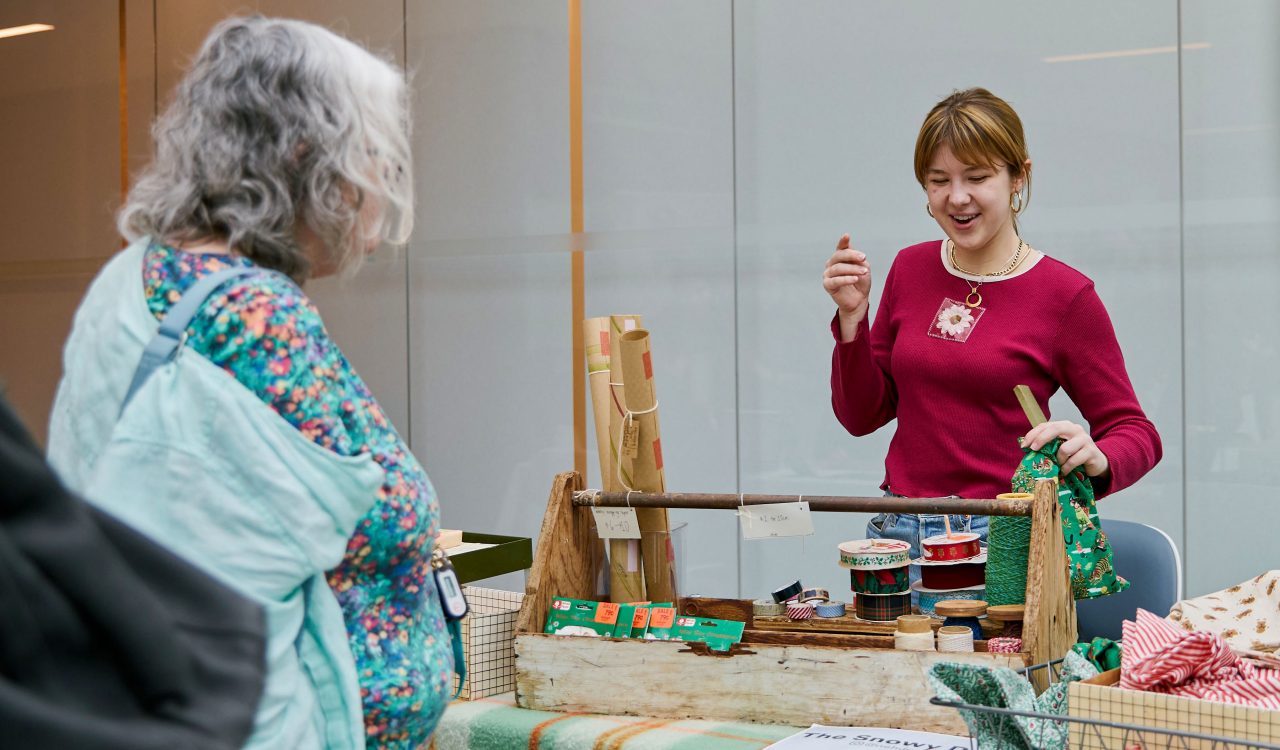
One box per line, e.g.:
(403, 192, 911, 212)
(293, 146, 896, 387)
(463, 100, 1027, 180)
(618, 327, 676, 602)
(854, 592, 912, 622)
(589, 315, 646, 603)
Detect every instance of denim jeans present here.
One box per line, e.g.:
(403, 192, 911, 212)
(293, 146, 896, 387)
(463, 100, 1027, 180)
(865, 493, 990, 605)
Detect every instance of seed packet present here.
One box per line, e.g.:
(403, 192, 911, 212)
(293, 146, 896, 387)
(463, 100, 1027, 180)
(642, 606, 678, 640)
(543, 597, 620, 637)
(671, 616, 745, 652)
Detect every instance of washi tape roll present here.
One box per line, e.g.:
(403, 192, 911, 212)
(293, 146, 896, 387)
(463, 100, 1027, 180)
(814, 601, 847, 618)
(936, 625, 975, 653)
(921, 532, 982, 562)
(895, 614, 933, 634)
(918, 559, 986, 590)
(800, 587, 830, 603)
(838, 539, 912, 570)
(849, 566, 911, 595)
(786, 601, 815, 621)
(893, 629, 936, 651)
(987, 637, 1023, 654)
(853, 592, 912, 622)
(752, 599, 785, 617)
(911, 582, 987, 617)
(771, 580, 803, 603)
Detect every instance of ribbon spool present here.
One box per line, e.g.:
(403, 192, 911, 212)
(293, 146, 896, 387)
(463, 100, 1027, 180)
(850, 566, 911, 595)
(912, 582, 986, 617)
(919, 560, 986, 589)
(786, 602, 814, 621)
(937, 625, 975, 653)
(752, 599, 785, 617)
(894, 613, 936, 651)
(921, 532, 982, 562)
(771, 580, 803, 603)
(854, 592, 912, 622)
(935, 599, 987, 642)
(987, 493, 1033, 606)
(838, 539, 912, 570)
(986, 604, 1025, 638)
(814, 601, 847, 618)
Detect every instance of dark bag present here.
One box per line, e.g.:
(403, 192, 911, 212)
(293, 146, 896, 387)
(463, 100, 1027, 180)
(0, 394, 266, 749)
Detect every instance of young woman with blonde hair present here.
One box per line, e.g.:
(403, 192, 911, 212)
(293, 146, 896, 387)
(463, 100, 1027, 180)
(822, 87, 1161, 561)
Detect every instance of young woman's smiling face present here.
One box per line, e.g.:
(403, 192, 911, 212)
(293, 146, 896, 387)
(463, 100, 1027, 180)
(925, 144, 1026, 259)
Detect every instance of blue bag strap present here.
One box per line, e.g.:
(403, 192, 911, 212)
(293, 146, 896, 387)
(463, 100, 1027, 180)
(120, 264, 260, 418)
(449, 618, 465, 699)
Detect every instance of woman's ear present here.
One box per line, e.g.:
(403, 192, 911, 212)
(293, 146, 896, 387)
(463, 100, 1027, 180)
(1014, 158, 1032, 192)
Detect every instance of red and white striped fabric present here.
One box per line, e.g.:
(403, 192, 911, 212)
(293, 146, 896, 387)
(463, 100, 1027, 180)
(1121, 608, 1280, 709)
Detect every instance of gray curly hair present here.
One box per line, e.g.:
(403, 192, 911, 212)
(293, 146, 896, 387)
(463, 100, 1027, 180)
(118, 16, 412, 280)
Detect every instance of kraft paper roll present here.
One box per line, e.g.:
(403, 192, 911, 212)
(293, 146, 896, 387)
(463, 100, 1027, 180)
(618, 327, 676, 602)
(601, 315, 646, 603)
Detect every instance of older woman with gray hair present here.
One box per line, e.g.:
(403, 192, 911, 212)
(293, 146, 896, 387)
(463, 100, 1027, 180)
(48, 16, 450, 749)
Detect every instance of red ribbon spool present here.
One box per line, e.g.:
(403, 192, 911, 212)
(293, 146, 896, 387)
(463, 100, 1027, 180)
(920, 562, 985, 590)
(921, 533, 981, 562)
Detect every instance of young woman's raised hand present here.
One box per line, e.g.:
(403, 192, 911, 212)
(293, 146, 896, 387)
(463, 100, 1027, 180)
(824, 233, 873, 334)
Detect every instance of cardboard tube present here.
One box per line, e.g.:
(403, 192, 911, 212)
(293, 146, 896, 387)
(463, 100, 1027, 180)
(618, 328, 675, 602)
(604, 315, 645, 602)
(582, 317, 613, 598)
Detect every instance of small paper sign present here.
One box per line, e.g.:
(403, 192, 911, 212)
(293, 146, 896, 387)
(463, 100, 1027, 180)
(621, 422, 639, 458)
(738, 501, 814, 539)
(592, 507, 641, 539)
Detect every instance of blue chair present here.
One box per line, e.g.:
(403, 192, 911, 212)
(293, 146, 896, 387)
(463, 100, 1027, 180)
(1075, 520, 1183, 642)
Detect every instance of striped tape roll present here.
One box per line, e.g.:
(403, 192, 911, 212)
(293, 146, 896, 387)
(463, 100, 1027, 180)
(752, 599, 785, 617)
(937, 625, 975, 653)
(814, 601, 847, 618)
(786, 602, 815, 621)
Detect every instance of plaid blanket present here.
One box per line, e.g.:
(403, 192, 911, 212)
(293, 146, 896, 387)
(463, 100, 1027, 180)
(428, 694, 798, 750)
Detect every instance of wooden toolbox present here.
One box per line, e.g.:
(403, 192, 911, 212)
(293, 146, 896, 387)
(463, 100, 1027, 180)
(512, 472, 1077, 734)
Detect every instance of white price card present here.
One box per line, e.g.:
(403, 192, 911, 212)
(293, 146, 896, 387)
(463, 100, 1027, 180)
(591, 507, 642, 539)
(738, 501, 814, 539)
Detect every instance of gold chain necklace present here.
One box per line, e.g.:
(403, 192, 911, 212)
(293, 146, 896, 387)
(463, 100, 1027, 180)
(949, 238, 1027, 308)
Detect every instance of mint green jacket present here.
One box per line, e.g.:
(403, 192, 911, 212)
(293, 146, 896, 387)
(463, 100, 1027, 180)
(48, 239, 381, 749)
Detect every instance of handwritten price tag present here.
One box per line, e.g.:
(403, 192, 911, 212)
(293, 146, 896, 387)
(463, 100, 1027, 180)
(591, 507, 642, 539)
(738, 501, 814, 540)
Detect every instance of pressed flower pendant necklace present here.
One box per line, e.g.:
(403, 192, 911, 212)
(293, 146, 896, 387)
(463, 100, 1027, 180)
(928, 237, 1026, 344)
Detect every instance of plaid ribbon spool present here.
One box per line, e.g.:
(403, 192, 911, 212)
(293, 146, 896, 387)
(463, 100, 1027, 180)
(853, 592, 912, 622)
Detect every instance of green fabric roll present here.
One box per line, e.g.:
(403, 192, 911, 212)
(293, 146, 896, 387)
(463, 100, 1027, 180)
(1012, 439, 1129, 600)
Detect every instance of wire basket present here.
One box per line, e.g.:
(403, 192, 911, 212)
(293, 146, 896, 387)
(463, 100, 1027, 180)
(929, 660, 1280, 750)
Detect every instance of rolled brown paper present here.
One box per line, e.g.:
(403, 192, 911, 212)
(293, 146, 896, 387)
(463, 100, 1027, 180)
(618, 328, 675, 602)
(583, 317, 623, 600)
(602, 315, 646, 602)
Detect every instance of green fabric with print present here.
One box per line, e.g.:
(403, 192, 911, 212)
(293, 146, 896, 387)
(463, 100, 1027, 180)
(927, 650, 1099, 750)
(1012, 439, 1129, 600)
(1071, 637, 1122, 673)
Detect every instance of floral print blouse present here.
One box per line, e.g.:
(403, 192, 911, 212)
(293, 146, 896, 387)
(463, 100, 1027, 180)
(143, 242, 451, 749)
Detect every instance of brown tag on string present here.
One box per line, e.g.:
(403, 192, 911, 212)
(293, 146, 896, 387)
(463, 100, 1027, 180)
(622, 421, 639, 458)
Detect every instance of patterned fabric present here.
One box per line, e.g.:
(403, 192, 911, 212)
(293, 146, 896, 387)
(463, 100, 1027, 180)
(430, 694, 797, 750)
(1167, 571, 1280, 653)
(143, 243, 451, 748)
(926, 650, 1098, 750)
(1070, 637, 1121, 673)
(849, 567, 910, 594)
(1121, 608, 1280, 708)
(1011, 440, 1128, 599)
(853, 592, 912, 621)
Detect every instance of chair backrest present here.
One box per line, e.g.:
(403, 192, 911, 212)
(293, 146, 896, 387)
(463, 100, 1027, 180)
(1075, 519, 1183, 642)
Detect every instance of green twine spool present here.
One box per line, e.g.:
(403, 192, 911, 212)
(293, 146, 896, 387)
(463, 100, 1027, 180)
(986, 515, 1032, 606)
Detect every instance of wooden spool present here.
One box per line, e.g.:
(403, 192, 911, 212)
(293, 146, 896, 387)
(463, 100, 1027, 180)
(934, 599, 989, 618)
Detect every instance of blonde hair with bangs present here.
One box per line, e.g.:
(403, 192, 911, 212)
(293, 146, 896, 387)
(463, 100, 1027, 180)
(913, 88, 1031, 223)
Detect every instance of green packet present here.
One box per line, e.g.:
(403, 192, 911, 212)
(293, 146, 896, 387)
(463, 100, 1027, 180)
(621, 602, 674, 638)
(671, 615, 745, 652)
(543, 597, 621, 637)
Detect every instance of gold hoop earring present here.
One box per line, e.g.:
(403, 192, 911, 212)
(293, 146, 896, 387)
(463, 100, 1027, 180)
(926, 203, 934, 218)
(1010, 192, 1024, 214)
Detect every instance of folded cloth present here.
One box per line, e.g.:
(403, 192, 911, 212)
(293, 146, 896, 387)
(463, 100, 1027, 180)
(1011, 439, 1128, 600)
(1167, 571, 1280, 654)
(1121, 608, 1280, 709)
(927, 650, 1098, 750)
(1071, 637, 1121, 673)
